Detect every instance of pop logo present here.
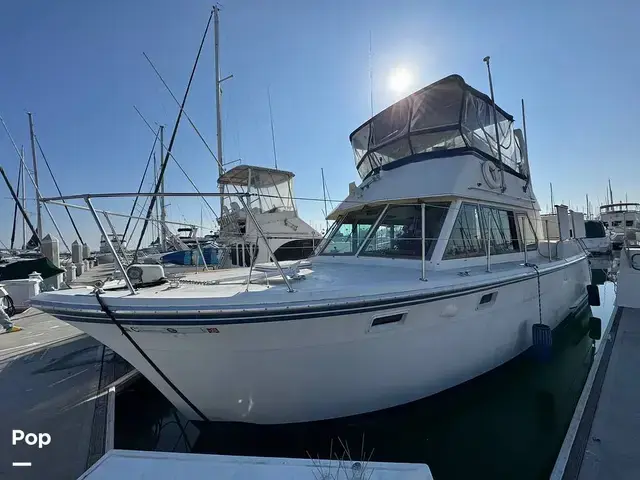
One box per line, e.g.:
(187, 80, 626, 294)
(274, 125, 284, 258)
(12, 430, 51, 449)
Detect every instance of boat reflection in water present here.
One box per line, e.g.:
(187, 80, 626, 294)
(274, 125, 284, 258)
(116, 259, 617, 480)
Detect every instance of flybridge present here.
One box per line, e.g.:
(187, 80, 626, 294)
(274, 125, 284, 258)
(349, 74, 527, 181)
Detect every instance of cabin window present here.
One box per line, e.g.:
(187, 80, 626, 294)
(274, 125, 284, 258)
(626, 220, 634, 227)
(443, 203, 486, 259)
(517, 214, 538, 251)
(481, 206, 520, 254)
(361, 203, 450, 259)
(320, 206, 386, 255)
(612, 221, 621, 227)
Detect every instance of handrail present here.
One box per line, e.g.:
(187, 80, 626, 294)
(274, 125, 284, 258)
(47, 192, 295, 293)
(42, 192, 235, 202)
(85, 198, 137, 296)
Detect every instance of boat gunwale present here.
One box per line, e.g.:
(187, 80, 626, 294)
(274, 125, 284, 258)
(31, 254, 587, 325)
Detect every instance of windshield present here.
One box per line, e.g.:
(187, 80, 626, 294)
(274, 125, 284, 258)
(585, 221, 606, 238)
(320, 202, 450, 258)
(350, 75, 522, 180)
(222, 176, 295, 214)
(319, 206, 385, 255)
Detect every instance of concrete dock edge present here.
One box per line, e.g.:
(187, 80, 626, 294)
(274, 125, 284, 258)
(550, 304, 623, 480)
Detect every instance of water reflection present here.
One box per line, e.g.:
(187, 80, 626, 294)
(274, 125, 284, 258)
(115, 257, 618, 480)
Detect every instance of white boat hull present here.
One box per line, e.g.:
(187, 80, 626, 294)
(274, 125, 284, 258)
(56, 257, 589, 424)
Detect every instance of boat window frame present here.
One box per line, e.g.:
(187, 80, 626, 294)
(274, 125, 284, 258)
(442, 202, 487, 260)
(313, 215, 346, 256)
(358, 202, 451, 260)
(516, 213, 539, 252)
(317, 205, 388, 256)
(479, 205, 521, 255)
(441, 202, 540, 261)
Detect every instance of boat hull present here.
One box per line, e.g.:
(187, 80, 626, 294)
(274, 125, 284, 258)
(582, 237, 611, 255)
(51, 257, 590, 424)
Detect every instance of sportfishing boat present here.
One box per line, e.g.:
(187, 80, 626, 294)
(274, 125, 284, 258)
(31, 74, 590, 425)
(217, 164, 321, 267)
(150, 165, 320, 267)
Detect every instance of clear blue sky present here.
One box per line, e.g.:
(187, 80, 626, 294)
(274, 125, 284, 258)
(0, 0, 638, 250)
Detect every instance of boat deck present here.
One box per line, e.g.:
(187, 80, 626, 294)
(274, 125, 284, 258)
(36, 253, 583, 311)
(81, 449, 433, 479)
(0, 309, 132, 479)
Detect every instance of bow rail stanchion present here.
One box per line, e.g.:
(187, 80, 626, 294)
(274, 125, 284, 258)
(85, 197, 137, 296)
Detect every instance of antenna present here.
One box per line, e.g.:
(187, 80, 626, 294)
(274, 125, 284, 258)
(369, 30, 374, 118)
(321, 168, 328, 233)
(267, 86, 278, 169)
(482, 56, 505, 192)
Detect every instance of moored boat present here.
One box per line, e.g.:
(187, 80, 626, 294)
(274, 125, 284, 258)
(31, 74, 590, 425)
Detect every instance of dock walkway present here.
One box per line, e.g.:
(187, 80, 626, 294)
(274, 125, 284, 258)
(575, 305, 640, 480)
(0, 308, 131, 479)
(553, 246, 640, 480)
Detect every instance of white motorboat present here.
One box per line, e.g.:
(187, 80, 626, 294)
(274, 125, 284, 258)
(599, 202, 640, 250)
(217, 164, 321, 267)
(31, 74, 590, 425)
(99, 233, 127, 254)
(582, 220, 612, 255)
(96, 233, 128, 263)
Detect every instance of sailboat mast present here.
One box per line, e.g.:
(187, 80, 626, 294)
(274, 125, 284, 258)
(10, 165, 21, 249)
(268, 86, 278, 169)
(550, 183, 554, 212)
(214, 6, 224, 216)
(585, 194, 589, 219)
(0, 166, 40, 246)
(27, 112, 43, 237)
(20, 146, 27, 249)
(159, 125, 166, 251)
(153, 152, 159, 243)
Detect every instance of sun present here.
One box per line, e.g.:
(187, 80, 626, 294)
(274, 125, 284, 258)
(388, 67, 413, 94)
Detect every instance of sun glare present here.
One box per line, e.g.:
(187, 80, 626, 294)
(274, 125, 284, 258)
(388, 67, 413, 94)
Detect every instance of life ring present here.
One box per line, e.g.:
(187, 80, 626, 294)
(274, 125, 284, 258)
(482, 161, 501, 190)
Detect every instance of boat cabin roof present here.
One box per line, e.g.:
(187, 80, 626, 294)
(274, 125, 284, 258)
(218, 165, 294, 188)
(348, 74, 524, 181)
(600, 202, 639, 210)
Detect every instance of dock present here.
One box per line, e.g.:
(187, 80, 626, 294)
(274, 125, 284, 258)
(0, 307, 132, 479)
(552, 248, 640, 480)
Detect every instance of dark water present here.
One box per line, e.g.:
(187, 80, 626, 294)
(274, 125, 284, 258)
(115, 256, 617, 480)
